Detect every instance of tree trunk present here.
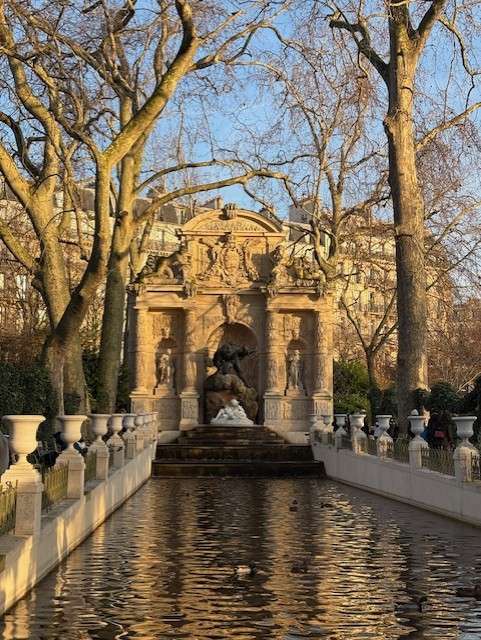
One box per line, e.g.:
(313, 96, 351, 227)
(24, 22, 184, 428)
(96, 128, 140, 413)
(366, 351, 379, 424)
(384, 38, 428, 432)
(96, 219, 132, 412)
(40, 233, 89, 413)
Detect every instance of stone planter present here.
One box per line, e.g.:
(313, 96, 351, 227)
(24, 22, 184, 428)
(108, 414, 125, 468)
(350, 413, 366, 453)
(88, 414, 110, 479)
(56, 415, 87, 499)
(453, 416, 477, 444)
(58, 415, 87, 454)
(1, 415, 45, 479)
(408, 411, 428, 469)
(88, 414, 110, 450)
(375, 414, 393, 457)
(0, 415, 46, 535)
(320, 414, 333, 444)
(122, 414, 137, 459)
(453, 416, 478, 481)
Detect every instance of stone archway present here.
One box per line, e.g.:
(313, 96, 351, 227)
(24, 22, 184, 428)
(206, 322, 258, 391)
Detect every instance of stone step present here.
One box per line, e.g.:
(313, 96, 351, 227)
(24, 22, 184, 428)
(182, 427, 282, 438)
(177, 437, 284, 446)
(155, 444, 314, 462)
(151, 460, 324, 478)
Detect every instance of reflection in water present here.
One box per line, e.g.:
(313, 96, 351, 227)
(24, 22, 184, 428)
(2, 479, 481, 639)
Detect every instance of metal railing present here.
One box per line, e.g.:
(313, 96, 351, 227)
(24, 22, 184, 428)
(471, 452, 481, 481)
(84, 451, 97, 483)
(0, 482, 16, 536)
(340, 435, 353, 451)
(42, 464, 68, 511)
(359, 437, 378, 456)
(386, 438, 410, 464)
(421, 447, 455, 477)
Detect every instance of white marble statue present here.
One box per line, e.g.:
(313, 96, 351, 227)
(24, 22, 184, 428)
(287, 349, 304, 391)
(211, 399, 253, 426)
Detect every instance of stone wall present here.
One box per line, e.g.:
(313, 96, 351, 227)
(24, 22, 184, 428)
(312, 438, 481, 528)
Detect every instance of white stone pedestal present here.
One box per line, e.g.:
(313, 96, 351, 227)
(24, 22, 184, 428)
(56, 450, 85, 499)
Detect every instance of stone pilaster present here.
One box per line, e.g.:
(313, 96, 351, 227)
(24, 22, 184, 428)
(132, 306, 152, 394)
(180, 307, 199, 429)
(311, 297, 333, 417)
(263, 309, 283, 427)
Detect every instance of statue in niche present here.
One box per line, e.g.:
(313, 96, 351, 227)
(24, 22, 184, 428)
(156, 348, 175, 390)
(286, 349, 304, 394)
(204, 342, 258, 423)
(211, 399, 253, 426)
(222, 294, 241, 324)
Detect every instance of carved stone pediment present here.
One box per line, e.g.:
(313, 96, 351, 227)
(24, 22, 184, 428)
(197, 233, 259, 287)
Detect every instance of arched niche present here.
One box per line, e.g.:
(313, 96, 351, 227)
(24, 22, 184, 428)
(206, 322, 258, 391)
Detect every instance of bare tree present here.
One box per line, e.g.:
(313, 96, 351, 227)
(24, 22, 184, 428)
(326, 0, 481, 428)
(0, 0, 289, 409)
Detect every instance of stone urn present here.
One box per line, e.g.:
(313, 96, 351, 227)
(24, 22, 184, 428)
(350, 413, 367, 453)
(375, 414, 393, 457)
(407, 410, 428, 468)
(453, 416, 478, 481)
(376, 415, 391, 435)
(122, 414, 136, 434)
(453, 416, 477, 445)
(88, 414, 110, 450)
(109, 414, 124, 438)
(58, 415, 87, 454)
(2, 415, 45, 474)
(407, 411, 426, 439)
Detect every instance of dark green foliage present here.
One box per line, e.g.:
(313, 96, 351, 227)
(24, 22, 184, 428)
(116, 361, 130, 412)
(413, 387, 430, 414)
(83, 350, 129, 412)
(370, 385, 397, 416)
(0, 361, 56, 438)
(334, 360, 370, 414)
(83, 350, 99, 409)
(425, 382, 461, 414)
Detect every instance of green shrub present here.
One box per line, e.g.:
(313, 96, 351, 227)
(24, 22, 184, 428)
(0, 361, 56, 438)
(425, 382, 461, 414)
(334, 360, 370, 414)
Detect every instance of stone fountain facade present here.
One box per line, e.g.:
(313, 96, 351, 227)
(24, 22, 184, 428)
(127, 204, 333, 437)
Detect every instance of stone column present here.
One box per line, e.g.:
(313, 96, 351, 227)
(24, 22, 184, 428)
(263, 309, 284, 428)
(132, 305, 152, 394)
(311, 298, 333, 418)
(179, 307, 199, 429)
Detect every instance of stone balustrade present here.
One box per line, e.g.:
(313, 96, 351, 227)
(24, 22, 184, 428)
(312, 411, 481, 527)
(0, 410, 154, 615)
(0, 410, 155, 541)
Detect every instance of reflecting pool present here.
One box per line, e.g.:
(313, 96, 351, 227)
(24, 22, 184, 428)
(2, 478, 481, 639)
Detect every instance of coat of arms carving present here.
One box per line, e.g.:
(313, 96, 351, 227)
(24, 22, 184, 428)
(198, 233, 259, 286)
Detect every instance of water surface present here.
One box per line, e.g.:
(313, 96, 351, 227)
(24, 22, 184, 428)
(2, 478, 481, 639)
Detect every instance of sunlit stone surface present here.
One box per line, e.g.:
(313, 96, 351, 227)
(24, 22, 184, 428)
(2, 478, 481, 639)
